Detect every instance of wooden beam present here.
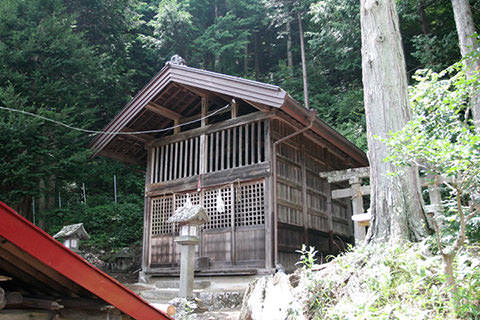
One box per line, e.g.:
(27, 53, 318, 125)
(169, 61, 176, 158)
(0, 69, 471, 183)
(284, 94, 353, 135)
(146, 162, 270, 196)
(7, 297, 64, 311)
(0, 310, 53, 320)
(147, 111, 272, 148)
(146, 102, 181, 120)
(319, 167, 370, 183)
(60, 298, 110, 311)
(179, 105, 231, 125)
(121, 127, 153, 143)
(332, 185, 370, 199)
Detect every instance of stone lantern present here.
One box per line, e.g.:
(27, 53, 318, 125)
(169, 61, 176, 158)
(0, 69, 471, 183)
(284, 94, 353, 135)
(167, 196, 208, 298)
(53, 223, 90, 252)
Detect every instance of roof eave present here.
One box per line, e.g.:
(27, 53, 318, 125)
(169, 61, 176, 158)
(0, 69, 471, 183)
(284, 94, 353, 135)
(282, 95, 369, 167)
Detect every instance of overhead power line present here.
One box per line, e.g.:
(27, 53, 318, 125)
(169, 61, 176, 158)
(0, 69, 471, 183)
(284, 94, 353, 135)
(0, 104, 231, 136)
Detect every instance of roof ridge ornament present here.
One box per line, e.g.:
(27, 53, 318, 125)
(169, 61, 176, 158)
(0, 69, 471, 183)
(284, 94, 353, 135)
(168, 54, 187, 66)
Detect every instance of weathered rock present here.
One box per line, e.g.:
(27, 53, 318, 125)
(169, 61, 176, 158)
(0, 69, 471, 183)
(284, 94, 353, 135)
(168, 297, 208, 319)
(198, 291, 243, 310)
(239, 272, 305, 320)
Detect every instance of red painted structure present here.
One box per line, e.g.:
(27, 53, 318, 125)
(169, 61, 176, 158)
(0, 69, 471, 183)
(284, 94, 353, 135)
(0, 201, 170, 320)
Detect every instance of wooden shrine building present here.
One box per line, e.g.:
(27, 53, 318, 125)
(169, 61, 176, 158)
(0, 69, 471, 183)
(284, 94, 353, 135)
(90, 59, 368, 275)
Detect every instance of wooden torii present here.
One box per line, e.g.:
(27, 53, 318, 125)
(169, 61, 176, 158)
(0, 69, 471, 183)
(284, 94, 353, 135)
(320, 167, 370, 243)
(320, 167, 446, 244)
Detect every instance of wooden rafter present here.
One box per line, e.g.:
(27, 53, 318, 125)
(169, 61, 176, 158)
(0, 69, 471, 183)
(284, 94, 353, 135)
(177, 83, 229, 107)
(146, 102, 181, 120)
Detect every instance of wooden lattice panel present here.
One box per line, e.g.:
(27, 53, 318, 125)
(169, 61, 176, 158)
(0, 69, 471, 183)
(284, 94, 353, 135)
(150, 180, 265, 238)
(204, 186, 233, 230)
(234, 181, 265, 227)
(151, 196, 173, 236)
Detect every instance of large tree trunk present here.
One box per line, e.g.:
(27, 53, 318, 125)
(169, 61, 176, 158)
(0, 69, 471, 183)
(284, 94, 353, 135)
(360, 0, 427, 242)
(451, 0, 480, 127)
(297, 13, 309, 109)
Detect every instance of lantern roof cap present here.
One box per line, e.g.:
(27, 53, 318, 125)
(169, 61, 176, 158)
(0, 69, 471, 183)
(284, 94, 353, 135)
(168, 203, 209, 225)
(53, 223, 90, 240)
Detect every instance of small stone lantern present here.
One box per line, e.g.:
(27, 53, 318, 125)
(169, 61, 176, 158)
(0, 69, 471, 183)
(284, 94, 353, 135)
(167, 196, 208, 298)
(53, 223, 90, 252)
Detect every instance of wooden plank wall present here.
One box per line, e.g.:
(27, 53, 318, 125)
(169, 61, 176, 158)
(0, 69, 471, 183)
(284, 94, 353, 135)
(272, 119, 353, 271)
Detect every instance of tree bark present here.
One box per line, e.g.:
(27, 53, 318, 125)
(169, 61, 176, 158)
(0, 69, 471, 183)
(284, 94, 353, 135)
(286, 20, 293, 71)
(360, 0, 427, 242)
(297, 13, 309, 109)
(451, 0, 480, 127)
(418, 0, 429, 35)
(254, 32, 260, 80)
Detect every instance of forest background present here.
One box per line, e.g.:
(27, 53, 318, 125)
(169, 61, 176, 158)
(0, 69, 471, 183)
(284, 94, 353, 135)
(0, 0, 478, 252)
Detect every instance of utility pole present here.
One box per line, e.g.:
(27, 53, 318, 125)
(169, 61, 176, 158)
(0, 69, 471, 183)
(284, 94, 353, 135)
(114, 175, 118, 204)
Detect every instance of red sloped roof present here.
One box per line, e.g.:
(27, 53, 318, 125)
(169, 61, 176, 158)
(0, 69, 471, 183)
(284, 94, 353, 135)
(0, 201, 170, 320)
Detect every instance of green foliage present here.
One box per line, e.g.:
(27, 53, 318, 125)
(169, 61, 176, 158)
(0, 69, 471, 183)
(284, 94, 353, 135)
(296, 244, 318, 270)
(301, 242, 480, 319)
(0, 0, 98, 211)
(385, 62, 480, 248)
(46, 201, 144, 251)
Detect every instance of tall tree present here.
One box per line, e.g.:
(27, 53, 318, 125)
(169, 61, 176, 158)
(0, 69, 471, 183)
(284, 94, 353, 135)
(264, 0, 311, 106)
(360, 0, 428, 242)
(451, 0, 480, 126)
(0, 0, 102, 219)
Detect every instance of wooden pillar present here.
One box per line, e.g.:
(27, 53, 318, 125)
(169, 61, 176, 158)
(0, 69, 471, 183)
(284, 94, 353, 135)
(174, 119, 180, 134)
(301, 137, 309, 245)
(324, 149, 334, 252)
(264, 119, 273, 270)
(231, 99, 238, 119)
(140, 147, 154, 282)
(201, 96, 208, 127)
(198, 96, 208, 257)
(230, 184, 236, 265)
(350, 177, 365, 244)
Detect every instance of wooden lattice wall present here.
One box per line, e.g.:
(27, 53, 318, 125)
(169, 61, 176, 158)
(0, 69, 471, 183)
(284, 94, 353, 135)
(149, 180, 266, 268)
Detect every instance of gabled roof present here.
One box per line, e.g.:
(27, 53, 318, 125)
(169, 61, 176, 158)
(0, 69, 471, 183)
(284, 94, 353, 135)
(90, 63, 368, 166)
(0, 201, 170, 320)
(53, 223, 90, 239)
